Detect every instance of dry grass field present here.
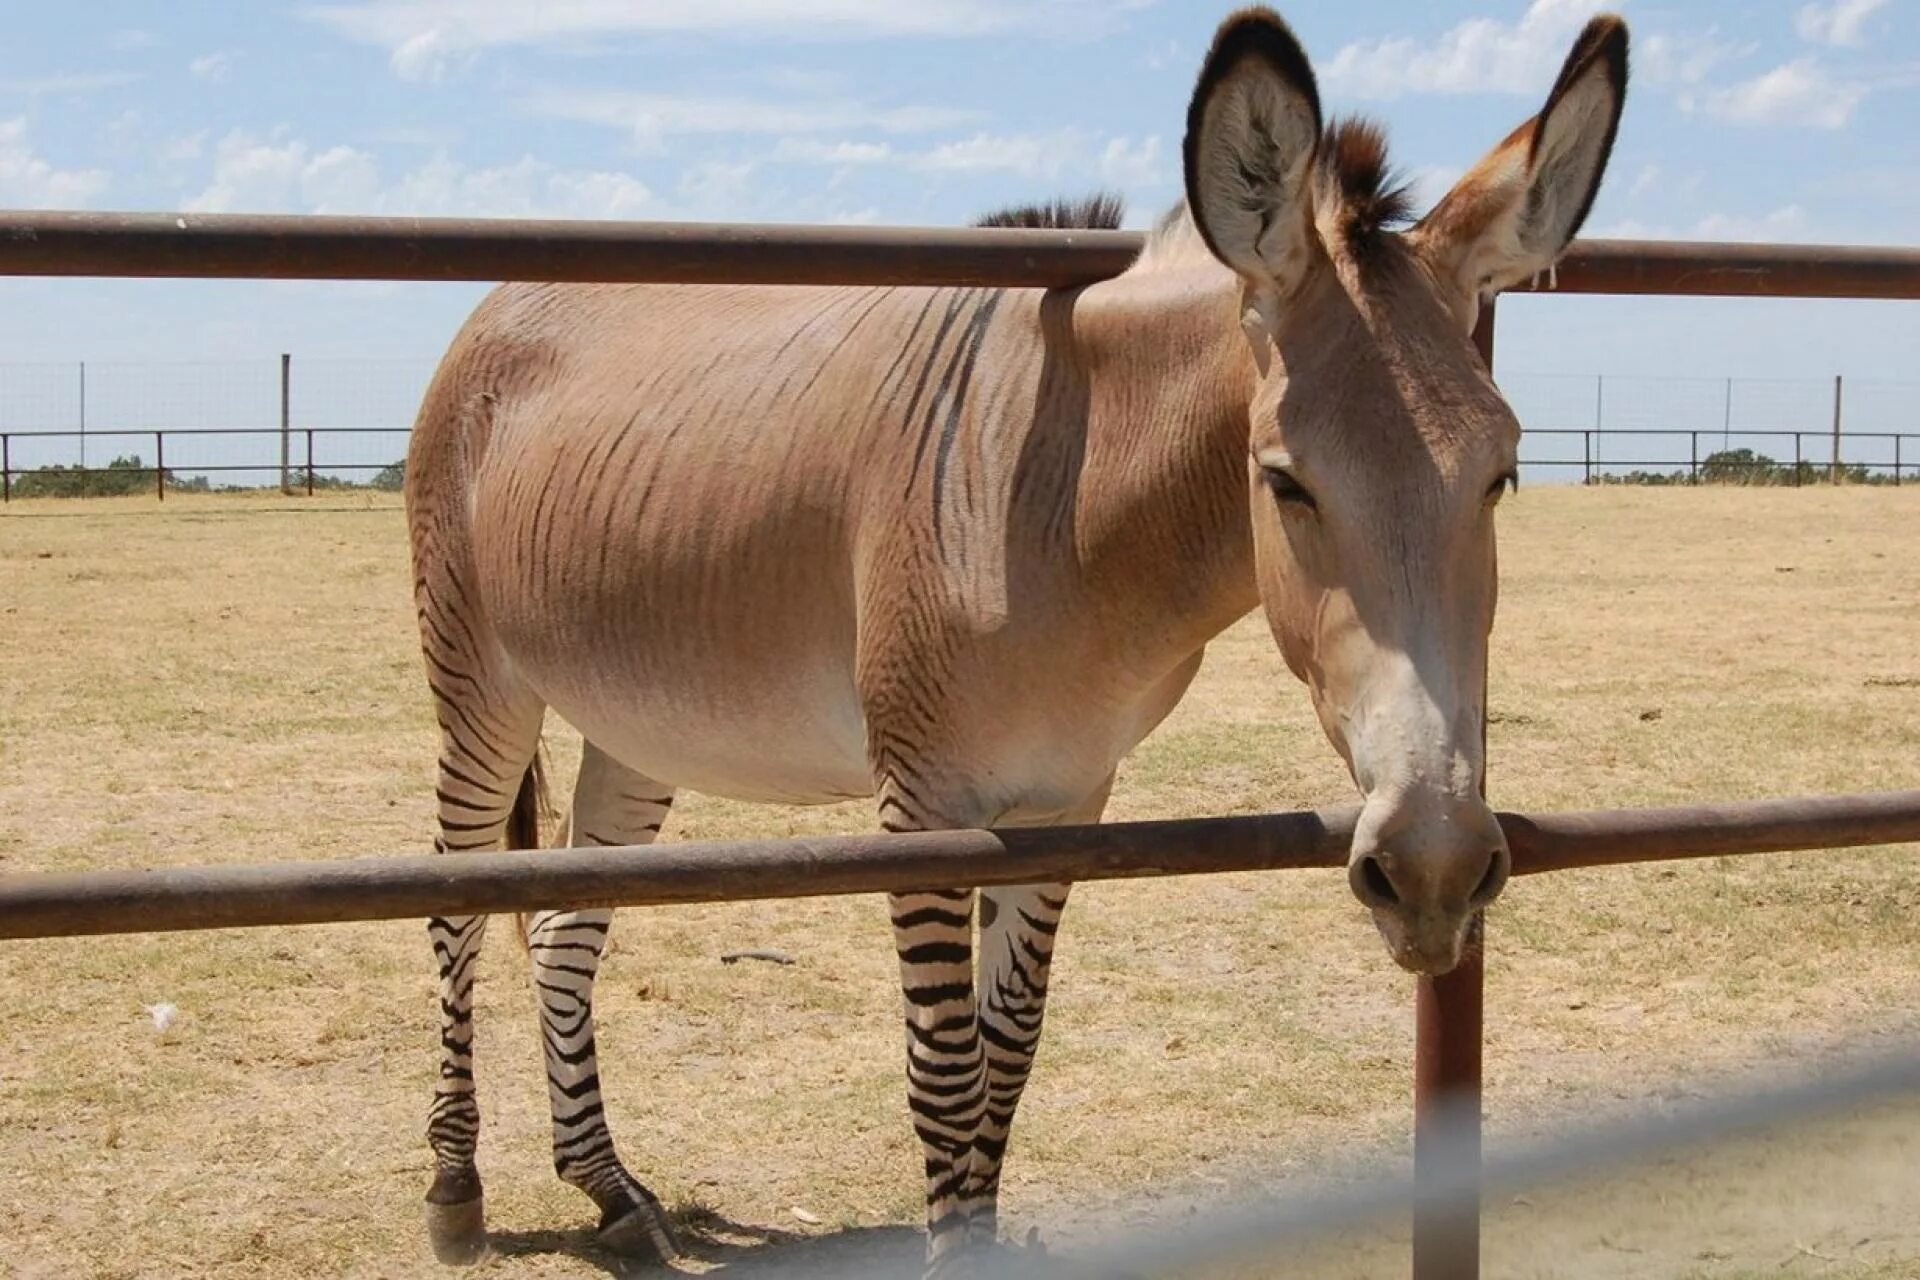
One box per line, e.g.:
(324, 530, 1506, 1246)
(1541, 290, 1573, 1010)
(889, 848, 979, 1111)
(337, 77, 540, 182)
(2, 486, 1917, 1279)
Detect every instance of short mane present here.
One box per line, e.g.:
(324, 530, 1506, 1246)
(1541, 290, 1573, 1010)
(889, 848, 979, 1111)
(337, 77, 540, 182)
(1316, 117, 1415, 255)
(1135, 117, 1416, 273)
(973, 192, 1126, 230)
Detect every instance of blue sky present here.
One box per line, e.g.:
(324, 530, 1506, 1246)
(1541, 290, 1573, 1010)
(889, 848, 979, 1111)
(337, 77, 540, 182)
(0, 0, 1915, 388)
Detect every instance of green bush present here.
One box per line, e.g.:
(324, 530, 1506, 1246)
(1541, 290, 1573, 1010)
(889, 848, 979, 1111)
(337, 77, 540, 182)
(11, 454, 171, 498)
(1598, 448, 1892, 487)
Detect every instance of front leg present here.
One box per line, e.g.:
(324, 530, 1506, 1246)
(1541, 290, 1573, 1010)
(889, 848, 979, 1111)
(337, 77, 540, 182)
(890, 880, 986, 1276)
(967, 781, 1108, 1250)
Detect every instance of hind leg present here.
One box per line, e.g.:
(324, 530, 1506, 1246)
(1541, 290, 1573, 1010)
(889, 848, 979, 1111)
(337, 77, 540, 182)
(527, 740, 679, 1261)
(421, 675, 546, 1264)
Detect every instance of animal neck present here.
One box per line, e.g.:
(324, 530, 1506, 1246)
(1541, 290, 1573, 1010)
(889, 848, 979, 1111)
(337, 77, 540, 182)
(1066, 265, 1263, 671)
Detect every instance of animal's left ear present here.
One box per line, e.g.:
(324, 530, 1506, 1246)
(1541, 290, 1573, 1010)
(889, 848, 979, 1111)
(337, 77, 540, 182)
(1412, 15, 1628, 308)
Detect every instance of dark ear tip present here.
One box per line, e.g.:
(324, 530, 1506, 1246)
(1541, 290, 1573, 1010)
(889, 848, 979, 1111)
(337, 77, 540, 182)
(1200, 6, 1322, 127)
(1575, 13, 1631, 85)
(1542, 11, 1629, 117)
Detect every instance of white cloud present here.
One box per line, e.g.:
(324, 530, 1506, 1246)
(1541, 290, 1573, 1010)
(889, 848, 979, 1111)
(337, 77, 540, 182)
(675, 159, 756, 210)
(0, 117, 110, 207)
(524, 88, 978, 149)
(1694, 205, 1813, 242)
(1321, 0, 1607, 99)
(770, 138, 894, 165)
(1695, 59, 1868, 129)
(913, 132, 1077, 178)
(182, 128, 656, 219)
(1097, 135, 1164, 188)
(305, 0, 1149, 78)
(0, 71, 143, 95)
(189, 51, 240, 84)
(1405, 164, 1464, 214)
(903, 129, 1165, 186)
(1324, 3, 1745, 100)
(388, 27, 471, 84)
(161, 132, 208, 165)
(1796, 0, 1889, 47)
(1638, 31, 1748, 87)
(769, 129, 1166, 189)
(1591, 206, 1817, 243)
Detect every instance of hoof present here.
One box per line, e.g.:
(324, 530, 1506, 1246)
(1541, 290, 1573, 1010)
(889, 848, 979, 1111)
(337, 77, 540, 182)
(598, 1201, 677, 1264)
(425, 1194, 488, 1266)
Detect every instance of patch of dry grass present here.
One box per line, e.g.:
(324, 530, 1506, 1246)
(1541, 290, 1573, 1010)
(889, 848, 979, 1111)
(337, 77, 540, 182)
(1, 486, 1917, 1278)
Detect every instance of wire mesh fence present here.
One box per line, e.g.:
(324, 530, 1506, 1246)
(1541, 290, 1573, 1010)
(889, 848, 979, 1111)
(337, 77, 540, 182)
(0, 362, 1914, 499)
(1502, 373, 1918, 484)
(814, 1037, 1920, 1279)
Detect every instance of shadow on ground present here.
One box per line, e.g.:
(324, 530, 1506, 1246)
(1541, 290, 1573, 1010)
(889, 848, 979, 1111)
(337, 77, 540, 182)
(487, 1209, 1126, 1277)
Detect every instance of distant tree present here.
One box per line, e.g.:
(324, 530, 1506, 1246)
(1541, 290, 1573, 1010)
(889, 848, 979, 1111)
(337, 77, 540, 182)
(1700, 448, 1777, 485)
(12, 454, 171, 498)
(372, 460, 406, 492)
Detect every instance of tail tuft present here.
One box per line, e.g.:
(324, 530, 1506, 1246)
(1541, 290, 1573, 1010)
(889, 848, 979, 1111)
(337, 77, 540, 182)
(509, 746, 550, 951)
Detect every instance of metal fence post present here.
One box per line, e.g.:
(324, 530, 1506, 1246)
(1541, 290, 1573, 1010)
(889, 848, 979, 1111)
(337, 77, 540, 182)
(280, 352, 292, 496)
(1594, 374, 1604, 476)
(1583, 430, 1592, 485)
(306, 428, 315, 497)
(1829, 375, 1844, 484)
(1690, 431, 1699, 484)
(1794, 433, 1803, 487)
(154, 430, 164, 502)
(1897, 435, 1903, 487)
(1416, 921, 1485, 1280)
(1411, 296, 1494, 1280)
(2, 433, 9, 503)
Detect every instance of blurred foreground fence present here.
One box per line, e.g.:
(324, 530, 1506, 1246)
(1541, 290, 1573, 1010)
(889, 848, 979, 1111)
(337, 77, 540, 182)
(2, 208, 1919, 1278)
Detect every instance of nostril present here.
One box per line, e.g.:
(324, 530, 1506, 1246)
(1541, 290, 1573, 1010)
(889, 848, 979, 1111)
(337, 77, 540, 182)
(1360, 855, 1400, 907)
(1470, 848, 1510, 906)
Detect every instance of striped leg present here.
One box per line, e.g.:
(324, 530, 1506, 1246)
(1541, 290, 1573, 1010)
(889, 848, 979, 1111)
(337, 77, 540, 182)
(421, 690, 545, 1265)
(528, 741, 677, 1261)
(966, 783, 1107, 1250)
(893, 883, 983, 1277)
(881, 782, 986, 1278)
(968, 883, 1071, 1246)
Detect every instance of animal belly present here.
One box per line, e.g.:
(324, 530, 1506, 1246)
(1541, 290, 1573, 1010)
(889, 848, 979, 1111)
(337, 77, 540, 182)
(537, 660, 875, 805)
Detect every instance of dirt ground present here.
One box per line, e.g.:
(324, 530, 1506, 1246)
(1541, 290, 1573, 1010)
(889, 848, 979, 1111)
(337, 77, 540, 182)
(1, 486, 1917, 1278)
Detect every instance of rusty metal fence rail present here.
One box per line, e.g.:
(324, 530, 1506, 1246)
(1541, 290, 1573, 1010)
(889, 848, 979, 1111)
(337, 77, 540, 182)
(2, 208, 1918, 1279)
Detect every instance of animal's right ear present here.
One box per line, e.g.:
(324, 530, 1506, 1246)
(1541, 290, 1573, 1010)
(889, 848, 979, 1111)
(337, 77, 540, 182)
(1183, 8, 1323, 296)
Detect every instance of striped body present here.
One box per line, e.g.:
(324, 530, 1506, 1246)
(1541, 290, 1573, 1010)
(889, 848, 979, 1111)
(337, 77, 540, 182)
(407, 269, 1251, 1273)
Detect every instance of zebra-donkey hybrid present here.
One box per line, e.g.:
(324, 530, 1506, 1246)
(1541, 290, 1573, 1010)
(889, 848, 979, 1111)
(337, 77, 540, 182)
(405, 8, 1629, 1274)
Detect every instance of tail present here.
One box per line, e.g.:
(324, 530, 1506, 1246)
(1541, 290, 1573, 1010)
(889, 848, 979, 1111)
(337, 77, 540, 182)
(509, 745, 549, 951)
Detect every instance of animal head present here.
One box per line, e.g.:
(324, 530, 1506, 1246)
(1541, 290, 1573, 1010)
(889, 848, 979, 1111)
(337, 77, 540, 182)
(1179, 7, 1628, 973)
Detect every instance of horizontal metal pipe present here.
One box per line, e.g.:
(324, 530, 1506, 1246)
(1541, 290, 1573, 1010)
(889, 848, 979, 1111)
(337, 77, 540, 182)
(1504, 789, 1920, 874)
(1522, 239, 1920, 301)
(0, 791, 1915, 941)
(0, 211, 1143, 288)
(0, 427, 409, 438)
(2, 211, 1918, 299)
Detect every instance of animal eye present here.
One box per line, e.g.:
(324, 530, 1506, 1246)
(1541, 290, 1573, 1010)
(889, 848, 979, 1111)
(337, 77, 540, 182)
(1264, 467, 1319, 512)
(1486, 471, 1518, 504)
